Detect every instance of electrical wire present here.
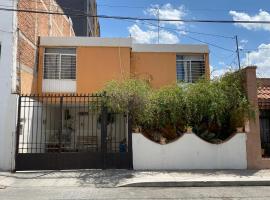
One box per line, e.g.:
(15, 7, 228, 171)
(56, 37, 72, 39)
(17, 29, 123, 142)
(132, 19, 235, 52)
(1, 7, 270, 24)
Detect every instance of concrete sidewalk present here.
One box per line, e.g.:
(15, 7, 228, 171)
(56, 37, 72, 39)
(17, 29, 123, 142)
(1, 170, 270, 188)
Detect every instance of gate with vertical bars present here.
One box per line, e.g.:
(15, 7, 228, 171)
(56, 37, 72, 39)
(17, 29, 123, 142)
(15, 94, 132, 170)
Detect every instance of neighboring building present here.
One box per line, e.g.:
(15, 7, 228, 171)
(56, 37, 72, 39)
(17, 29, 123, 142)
(0, 0, 74, 171)
(37, 37, 210, 94)
(56, 0, 100, 36)
(17, 0, 75, 94)
(257, 78, 270, 158)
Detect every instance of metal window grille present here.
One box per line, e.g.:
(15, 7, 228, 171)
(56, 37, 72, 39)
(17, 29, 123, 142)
(176, 55, 205, 83)
(44, 48, 76, 80)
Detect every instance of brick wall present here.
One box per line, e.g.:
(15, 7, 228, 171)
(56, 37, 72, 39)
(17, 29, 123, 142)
(17, 0, 75, 94)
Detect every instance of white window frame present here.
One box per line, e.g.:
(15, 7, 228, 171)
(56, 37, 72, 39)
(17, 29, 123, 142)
(176, 55, 205, 83)
(43, 50, 77, 80)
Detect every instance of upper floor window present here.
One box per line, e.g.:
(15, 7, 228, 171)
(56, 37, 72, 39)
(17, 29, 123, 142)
(44, 48, 76, 80)
(176, 55, 205, 83)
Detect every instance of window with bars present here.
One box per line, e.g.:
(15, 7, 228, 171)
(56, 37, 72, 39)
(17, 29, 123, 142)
(176, 55, 205, 83)
(44, 48, 76, 80)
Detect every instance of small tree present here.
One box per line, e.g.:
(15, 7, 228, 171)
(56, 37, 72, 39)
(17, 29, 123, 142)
(141, 85, 188, 139)
(103, 78, 151, 128)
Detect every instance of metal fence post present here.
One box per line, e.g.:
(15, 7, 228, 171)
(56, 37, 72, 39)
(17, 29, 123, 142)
(128, 113, 133, 170)
(59, 96, 63, 153)
(101, 94, 108, 169)
(14, 95, 22, 172)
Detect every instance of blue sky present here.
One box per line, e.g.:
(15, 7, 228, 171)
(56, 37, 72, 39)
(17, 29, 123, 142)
(97, 0, 270, 77)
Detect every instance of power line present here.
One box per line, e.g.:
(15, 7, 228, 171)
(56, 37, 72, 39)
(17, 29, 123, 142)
(97, 2, 270, 13)
(122, 18, 235, 52)
(143, 20, 234, 39)
(14, 1, 235, 40)
(123, 18, 235, 52)
(1, 7, 270, 24)
(241, 47, 270, 51)
(144, 22, 235, 52)
(0, 6, 236, 52)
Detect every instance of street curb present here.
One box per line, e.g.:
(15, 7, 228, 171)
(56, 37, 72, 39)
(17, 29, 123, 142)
(118, 180, 270, 187)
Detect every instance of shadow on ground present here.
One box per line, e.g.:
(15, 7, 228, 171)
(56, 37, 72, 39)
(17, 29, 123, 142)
(0, 169, 264, 188)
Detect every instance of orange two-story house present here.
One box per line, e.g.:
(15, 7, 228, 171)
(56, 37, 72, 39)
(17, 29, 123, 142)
(15, 37, 209, 171)
(34, 37, 210, 94)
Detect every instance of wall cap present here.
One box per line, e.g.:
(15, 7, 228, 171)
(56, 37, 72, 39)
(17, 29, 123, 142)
(243, 66, 257, 70)
(40, 37, 209, 53)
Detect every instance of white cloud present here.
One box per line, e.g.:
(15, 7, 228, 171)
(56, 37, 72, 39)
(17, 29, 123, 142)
(128, 3, 185, 44)
(229, 10, 270, 31)
(210, 65, 233, 79)
(145, 3, 186, 28)
(128, 24, 156, 44)
(239, 39, 248, 50)
(128, 24, 179, 44)
(242, 43, 270, 77)
(218, 61, 225, 66)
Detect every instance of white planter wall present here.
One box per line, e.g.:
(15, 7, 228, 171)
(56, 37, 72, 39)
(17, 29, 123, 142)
(133, 133, 247, 170)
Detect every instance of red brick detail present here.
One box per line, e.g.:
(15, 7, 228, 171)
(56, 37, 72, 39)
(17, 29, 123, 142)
(18, 37, 36, 68)
(17, 0, 75, 94)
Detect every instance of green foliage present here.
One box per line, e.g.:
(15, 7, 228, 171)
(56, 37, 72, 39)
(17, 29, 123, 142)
(142, 85, 187, 131)
(219, 71, 255, 128)
(101, 71, 255, 143)
(186, 71, 254, 142)
(103, 79, 151, 126)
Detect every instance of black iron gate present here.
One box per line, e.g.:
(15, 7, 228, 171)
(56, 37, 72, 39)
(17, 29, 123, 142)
(15, 94, 132, 171)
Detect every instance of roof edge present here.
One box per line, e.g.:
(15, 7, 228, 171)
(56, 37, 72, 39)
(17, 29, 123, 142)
(40, 37, 132, 47)
(39, 37, 209, 53)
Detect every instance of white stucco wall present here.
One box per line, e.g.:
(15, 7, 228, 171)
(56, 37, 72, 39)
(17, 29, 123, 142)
(42, 79, 76, 93)
(19, 99, 45, 153)
(0, 0, 18, 171)
(133, 133, 247, 170)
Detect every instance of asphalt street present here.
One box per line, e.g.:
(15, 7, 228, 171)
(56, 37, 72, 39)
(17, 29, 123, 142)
(1, 186, 270, 200)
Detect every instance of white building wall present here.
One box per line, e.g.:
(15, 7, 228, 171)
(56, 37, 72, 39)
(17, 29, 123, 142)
(19, 99, 45, 153)
(42, 79, 76, 93)
(0, 0, 18, 171)
(133, 133, 247, 170)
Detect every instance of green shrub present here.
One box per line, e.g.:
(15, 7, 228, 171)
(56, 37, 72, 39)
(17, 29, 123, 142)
(219, 71, 255, 130)
(141, 85, 188, 139)
(186, 79, 228, 141)
(103, 78, 151, 127)
(186, 71, 254, 142)
(101, 71, 254, 143)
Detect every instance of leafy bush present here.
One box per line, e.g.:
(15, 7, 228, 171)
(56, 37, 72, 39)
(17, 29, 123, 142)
(219, 71, 254, 128)
(103, 79, 151, 127)
(141, 85, 188, 140)
(186, 71, 254, 142)
(101, 71, 254, 143)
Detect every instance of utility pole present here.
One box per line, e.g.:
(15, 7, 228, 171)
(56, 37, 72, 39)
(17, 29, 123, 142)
(235, 35, 241, 70)
(247, 51, 251, 66)
(157, 7, 160, 44)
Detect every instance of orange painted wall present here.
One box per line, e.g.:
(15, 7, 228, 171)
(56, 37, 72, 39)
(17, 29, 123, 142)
(21, 71, 37, 94)
(131, 52, 176, 88)
(38, 46, 209, 93)
(131, 52, 209, 88)
(38, 46, 131, 94)
(76, 47, 130, 93)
